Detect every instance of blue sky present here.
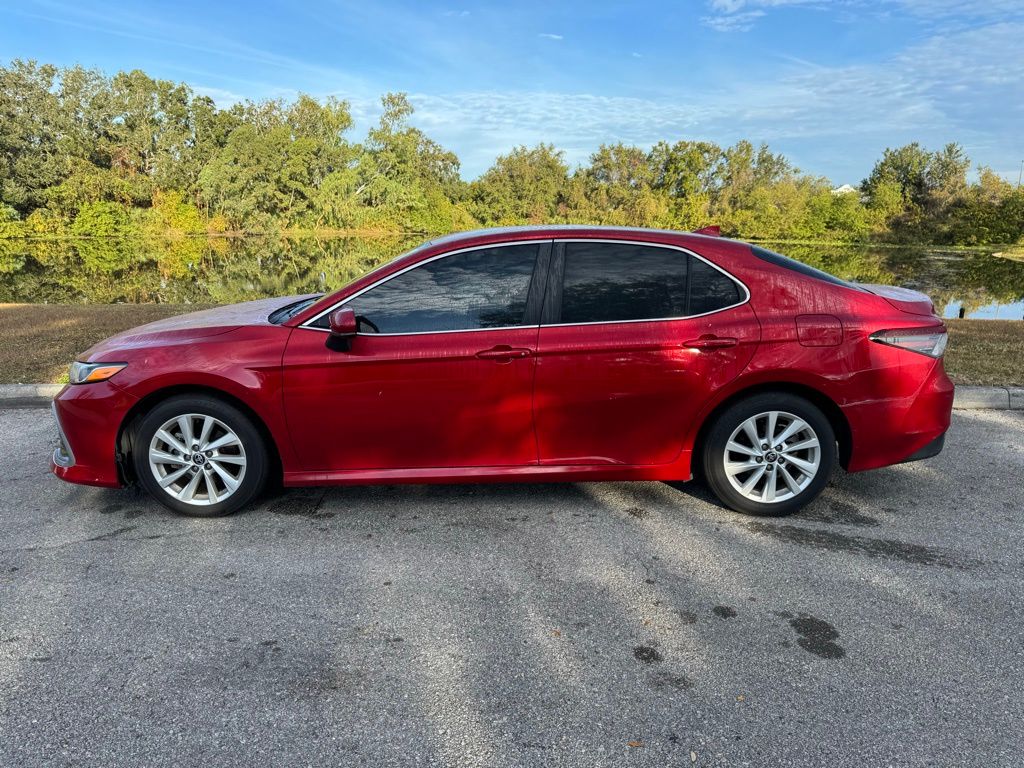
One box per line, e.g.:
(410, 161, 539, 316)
(3, 0, 1023, 183)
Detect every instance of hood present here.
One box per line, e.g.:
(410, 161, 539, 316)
(854, 283, 936, 317)
(82, 295, 316, 360)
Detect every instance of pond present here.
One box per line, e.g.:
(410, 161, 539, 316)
(1, 235, 1023, 320)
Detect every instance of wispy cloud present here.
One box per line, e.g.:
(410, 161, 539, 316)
(701, 10, 765, 31)
(442, 9, 469, 17)
(701, 0, 822, 31)
(403, 19, 1024, 181)
(12, 0, 374, 94)
(702, 0, 1024, 31)
(538, 33, 564, 40)
(191, 85, 246, 107)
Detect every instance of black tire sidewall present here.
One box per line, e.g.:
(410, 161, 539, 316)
(702, 393, 835, 517)
(133, 395, 268, 517)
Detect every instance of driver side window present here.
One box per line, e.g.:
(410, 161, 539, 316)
(343, 243, 540, 335)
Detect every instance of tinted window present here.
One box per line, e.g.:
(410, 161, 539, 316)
(689, 257, 742, 315)
(559, 242, 689, 323)
(750, 245, 861, 290)
(343, 244, 538, 334)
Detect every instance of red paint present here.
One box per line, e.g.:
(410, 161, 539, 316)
(51, 226, 953, 492)
(796, 314, 844, 347)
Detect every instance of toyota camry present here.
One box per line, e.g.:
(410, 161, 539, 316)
(51, 226, 954, 517)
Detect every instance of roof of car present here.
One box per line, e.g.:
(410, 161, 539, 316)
(422, 224, 734, 248)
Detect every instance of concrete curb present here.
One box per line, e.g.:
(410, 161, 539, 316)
(1, 383, 1022, 410)
(0, 384, 65, 407)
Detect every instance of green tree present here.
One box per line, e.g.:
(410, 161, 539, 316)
(469, 144, 569, 225)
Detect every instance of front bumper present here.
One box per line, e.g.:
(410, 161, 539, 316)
(51, 401, 75, 468)
(50, 382, 138, 488)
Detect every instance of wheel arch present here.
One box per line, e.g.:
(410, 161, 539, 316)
(116, 384, 283, 485)
(691, 381, 853, 474)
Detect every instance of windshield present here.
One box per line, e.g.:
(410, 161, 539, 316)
(268, 296, 321, 324)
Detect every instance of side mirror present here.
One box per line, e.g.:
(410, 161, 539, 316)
(328, 307, 357, 338)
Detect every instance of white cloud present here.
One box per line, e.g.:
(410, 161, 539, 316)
(702, 0, 1024, 31)
(191, 85, 245, 107)
(701, 10, 766, 31)
(538, 33, 564, 40)
(702, 0, 819, 31)
(398, 19, 1024, 182)
(892, 0, 1024, 19)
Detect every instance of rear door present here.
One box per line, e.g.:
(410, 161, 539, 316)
(533, 239, 760, 466)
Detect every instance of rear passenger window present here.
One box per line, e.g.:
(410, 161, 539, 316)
(559, 242, 688, 324)
(555, 241, 742, 324)
(689, 257, 742, 315)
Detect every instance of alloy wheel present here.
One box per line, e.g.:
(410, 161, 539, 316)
(722, 410, 821, 504)
(148, 413, 247, 506)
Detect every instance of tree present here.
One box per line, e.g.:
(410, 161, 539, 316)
(198, 95, 354, 229)
(469, 144, 569, 225)
(0, 60, 65, 211)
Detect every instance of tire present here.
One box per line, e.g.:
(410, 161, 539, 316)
(132, 395, 268, 517)
(701, 393, 835, 517)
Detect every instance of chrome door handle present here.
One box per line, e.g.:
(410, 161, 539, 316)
(683, 336, 738, 350)
(475, 346, 532, 362)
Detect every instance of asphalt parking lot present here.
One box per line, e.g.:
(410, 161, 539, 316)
(1, 407, 1022, 767)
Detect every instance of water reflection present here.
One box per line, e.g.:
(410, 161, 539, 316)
(0, 236, 1022, 320)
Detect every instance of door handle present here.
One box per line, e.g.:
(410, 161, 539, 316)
(475, 345, 532, 362)
(683, 336, 738, 350)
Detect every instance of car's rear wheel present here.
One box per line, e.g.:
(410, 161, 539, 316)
(133, 395, 268, 517)
(702, 393, 835, 516)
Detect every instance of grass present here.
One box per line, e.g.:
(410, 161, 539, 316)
(0, 303, 1020, 387)
(0, 303, 213, 385)
(944, 319, 1024, 386)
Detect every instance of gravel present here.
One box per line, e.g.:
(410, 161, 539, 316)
(1, 407, 1022, 767)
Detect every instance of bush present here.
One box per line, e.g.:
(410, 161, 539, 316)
(71, 201, 137, 238)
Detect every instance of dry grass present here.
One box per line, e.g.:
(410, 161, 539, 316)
(0, 303, 214, 384)
(0, 304, 1020, 386)
(945, 319, 1024, 386)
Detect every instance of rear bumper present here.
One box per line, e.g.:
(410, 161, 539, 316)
(900, 431, 945, 463)
(50, 382, 137, 488)
(844, 357, 954, 472)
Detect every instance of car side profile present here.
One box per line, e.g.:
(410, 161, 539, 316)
(51, 226, 954, 517)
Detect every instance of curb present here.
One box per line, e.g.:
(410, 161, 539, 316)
(0, 384, 65, 407)
(1, 383, 1022, 410)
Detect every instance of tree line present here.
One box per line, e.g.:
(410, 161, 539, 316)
(1, 60, 1022, 245)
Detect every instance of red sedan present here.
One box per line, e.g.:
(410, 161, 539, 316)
(51, 226, 953, 517)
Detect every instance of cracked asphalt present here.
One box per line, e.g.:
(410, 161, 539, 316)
(1, 407, 1023, 767)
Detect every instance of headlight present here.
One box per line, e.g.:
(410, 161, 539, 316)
(69, 361, 128, 384)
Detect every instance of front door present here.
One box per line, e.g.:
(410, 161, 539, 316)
(533, 239, 760, 466)
(282, 242, 549, 471)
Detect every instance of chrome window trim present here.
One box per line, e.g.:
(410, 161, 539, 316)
(545, 238, 750, 327)
(300, 241, 547, 334)
(298, 237, 750, 336)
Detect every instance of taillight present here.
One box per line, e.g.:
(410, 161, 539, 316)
(869, 327, 948, 358)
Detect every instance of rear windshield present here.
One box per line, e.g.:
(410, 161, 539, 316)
(750, 245, 863, 290)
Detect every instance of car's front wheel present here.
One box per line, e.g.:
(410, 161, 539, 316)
(133, 395, 268, 517)
(702, 393, 836, 516)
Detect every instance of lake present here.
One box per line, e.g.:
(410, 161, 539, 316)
(1, 235, 1022, 320)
